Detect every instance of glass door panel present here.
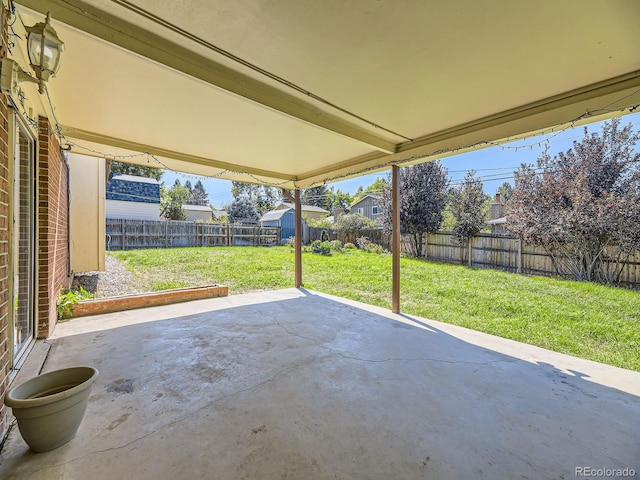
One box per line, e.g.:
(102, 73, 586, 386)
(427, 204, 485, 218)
(12, 116, 35, 363)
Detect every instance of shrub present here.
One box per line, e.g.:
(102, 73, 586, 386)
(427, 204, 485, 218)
(311, 240, 331, 256)
(344, 242, 356, 250)
(56, 287, 95, 320)
(334, 213, 378, 236)
(329, 240, 343, 252)
(356, 236, 389, 255)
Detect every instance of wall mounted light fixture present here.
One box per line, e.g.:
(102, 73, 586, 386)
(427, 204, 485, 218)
(1, 12, 64, 95)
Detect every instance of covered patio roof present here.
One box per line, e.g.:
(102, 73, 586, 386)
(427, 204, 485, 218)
(13, 0, 640, 189)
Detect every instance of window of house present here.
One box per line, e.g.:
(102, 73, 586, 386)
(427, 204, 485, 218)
(357, 208, 364, 215)
(372, 206, 379, 215)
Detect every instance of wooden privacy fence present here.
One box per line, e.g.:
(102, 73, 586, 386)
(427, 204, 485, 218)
(309, 227, 640, 287)
(106, 219, 280, 250)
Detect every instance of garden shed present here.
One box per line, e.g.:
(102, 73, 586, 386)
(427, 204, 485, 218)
(260, 208, 296, 242)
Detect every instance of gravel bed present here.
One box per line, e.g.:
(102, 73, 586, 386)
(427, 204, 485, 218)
(72, 255, 142, 298)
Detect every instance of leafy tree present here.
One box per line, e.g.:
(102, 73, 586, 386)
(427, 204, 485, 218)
(334, 213, 378, 236)
(508, 118, 640, 284)
(352, 178, 388, 203)
(448, 171, 487, 249)
(326, 187, 353, 212)
(302, 185, 329, 210)
(231, 181, 278, 215)
(497, 182, 513, 203)
(109, 161, 163, 181)
(379, 162, 449, 256)
(160, 180, 190, 220)
(227, 197, 260, 224)
(184, 180, 192, 192)
(187, 180, 209, 206)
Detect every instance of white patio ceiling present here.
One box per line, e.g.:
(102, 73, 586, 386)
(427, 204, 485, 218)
(15, 0, 640, 188)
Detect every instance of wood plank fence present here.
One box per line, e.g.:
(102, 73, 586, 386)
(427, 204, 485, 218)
(309, 227, 640, 287)
(106, 219, 280, 250)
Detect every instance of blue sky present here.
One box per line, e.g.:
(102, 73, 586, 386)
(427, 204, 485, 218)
(161, 112, 640, 208)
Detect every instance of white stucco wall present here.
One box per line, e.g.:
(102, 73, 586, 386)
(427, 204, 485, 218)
(68, 153, 106, 272)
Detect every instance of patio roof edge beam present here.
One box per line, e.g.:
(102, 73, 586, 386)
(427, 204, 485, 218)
(19, 0, 397, 154)
(59, 125, 295, 183)
(391, 165, 400, 314)
(294, 71, 640, 187)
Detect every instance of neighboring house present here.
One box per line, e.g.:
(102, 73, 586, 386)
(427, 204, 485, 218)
(106, 174, 161, 220)
(350, 195, 382, 222)
(274, 202, 329, 219)
(182, 204, 213, 222)
(488, 193, 507, 235)
(212, 209, 227, 220)
(487, 216, 507, 235)
(260, 208, 297, 242)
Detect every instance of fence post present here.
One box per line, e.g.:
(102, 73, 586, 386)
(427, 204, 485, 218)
(226, 224, 231, 246)
(122, 218, 126, 250)
(517, 238, 522, 274)
(468, 237, 473, 267)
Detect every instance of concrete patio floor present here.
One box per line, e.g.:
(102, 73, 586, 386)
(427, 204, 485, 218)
(1, 289, 638, 479)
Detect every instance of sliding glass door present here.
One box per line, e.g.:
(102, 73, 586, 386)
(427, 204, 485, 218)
(11, 112, 35, 365)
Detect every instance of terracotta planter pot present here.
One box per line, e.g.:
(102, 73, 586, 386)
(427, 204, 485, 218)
(4, 366, 99, 452)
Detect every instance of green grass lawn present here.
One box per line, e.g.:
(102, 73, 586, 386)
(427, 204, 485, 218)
(110, 246, 640, 371)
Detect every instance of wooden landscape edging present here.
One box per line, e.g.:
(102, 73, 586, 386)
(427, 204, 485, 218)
(67, 285, 229, 318)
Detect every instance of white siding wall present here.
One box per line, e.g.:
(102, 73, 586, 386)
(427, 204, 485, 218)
(185, 210, 212, 222)
(106, 200, 160, 220)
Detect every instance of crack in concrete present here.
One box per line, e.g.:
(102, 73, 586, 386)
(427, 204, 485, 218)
(30, 357, 319, 472)
(274, 321, 522, 367)
(26, 320, 520, 473)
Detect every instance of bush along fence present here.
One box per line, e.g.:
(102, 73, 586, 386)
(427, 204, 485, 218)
(106, 219, 280, 250)
(308, 227, 640, 288)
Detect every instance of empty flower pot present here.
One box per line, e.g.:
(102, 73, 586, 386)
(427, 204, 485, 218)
(3, 366, 99, 452)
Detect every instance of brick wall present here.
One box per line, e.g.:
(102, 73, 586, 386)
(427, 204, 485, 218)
(0, 2, 11, 441)
(37, 117, 70, 338)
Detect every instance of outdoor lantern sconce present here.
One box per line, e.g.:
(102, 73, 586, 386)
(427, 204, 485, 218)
(26, 12, 64, 93)
(0, 12, 64, 95)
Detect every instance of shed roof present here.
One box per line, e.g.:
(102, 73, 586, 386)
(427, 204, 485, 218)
(260, 209, 292, 222)
(275, 203, 329, 214)
(182, 204, 212, 212)
(12, 1, 640, 188)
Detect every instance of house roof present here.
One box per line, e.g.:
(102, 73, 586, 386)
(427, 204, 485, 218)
(487, 217, 507, 225)
(275, 203, 329, 214)
(12, 1, 640, 189)
(106, 175, 161, 204)
(110, 174, 160, 185)
(350, 195, 380, 208)
(182, 204, 212, 212)
(261, 209, 292, 222)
